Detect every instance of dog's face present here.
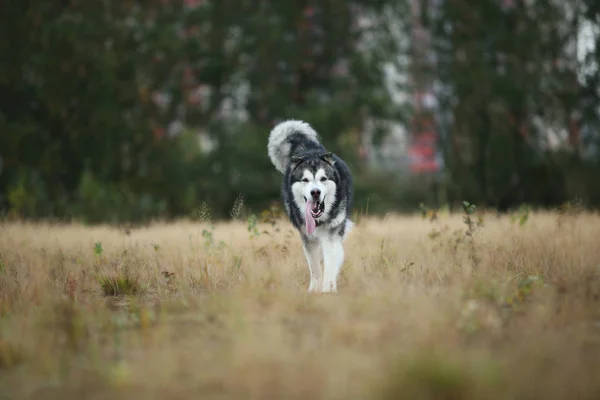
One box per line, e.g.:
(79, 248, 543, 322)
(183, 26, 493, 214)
(290, 152, 337, 223)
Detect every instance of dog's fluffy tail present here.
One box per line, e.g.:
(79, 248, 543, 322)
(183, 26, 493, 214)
(268, 119, 320, 174)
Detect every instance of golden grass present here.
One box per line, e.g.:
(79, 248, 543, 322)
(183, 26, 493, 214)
(1, 210, 600, 399)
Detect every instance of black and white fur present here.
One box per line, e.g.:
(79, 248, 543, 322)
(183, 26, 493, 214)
(268, 120, 354, 293)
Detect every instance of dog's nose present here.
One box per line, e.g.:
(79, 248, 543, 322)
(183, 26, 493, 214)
(310, 189, 321, 199)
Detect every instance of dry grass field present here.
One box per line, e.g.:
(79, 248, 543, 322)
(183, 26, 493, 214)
(1, 206, 600, 399)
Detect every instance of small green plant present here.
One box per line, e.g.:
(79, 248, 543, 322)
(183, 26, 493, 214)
(92, 242, 138, 297)
(461, 201, 481, 269)
(196, 202, 225, 250)
(98, 275, 140, 296)
(94, 242, 103, 257)
(518, 204, 530, 226)
(461, 201, 477, 235)
(462, 201, 476, 215)
(201, 226, 225, 250)
(202, 227, 215, 248)
(97, 265, 141, 296)
(510, 204, 531, 227)
(247, 214, 260, 239)
(461, 201, 484, 235)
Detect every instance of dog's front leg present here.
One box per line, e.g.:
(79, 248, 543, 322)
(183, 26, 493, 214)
(321, 237, 344, 293)
(302, 236, 322, 293)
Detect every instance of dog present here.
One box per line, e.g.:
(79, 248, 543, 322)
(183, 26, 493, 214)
(268, 120, 354, 293)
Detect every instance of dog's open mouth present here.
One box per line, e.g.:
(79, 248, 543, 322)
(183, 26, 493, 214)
(304, 197, 324, 235)
(304, 197, 325, 219)
(310, 200, 325, 218)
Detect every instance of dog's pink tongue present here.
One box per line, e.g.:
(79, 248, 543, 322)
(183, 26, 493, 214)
(305, 200, 316, 234)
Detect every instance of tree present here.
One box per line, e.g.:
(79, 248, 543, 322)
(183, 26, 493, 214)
(0, 0, 411, 221)
(430, 0, 596, 209)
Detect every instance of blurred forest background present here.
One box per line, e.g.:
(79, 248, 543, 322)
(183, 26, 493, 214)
(1, 0, 600, 223)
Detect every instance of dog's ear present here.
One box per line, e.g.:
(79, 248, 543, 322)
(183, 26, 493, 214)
(320, 152, 335, 166)
(290, 155, 305, 165)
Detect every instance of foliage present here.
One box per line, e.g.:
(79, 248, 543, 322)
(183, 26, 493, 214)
(426, 0, 600, 210)
(1, 1, 600, 223)
(246, 214, 260, 239)
(97, 273, 141, 297)
(510, 204, 531, 227)
(0, 1, 411, 223)
(94, 242, 104, 258)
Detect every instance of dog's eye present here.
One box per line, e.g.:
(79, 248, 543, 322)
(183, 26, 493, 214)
(320, 177, 327, 182)
(302, 178, 309, 183)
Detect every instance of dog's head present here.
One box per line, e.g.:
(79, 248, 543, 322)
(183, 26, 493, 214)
(289, 152, 338, 232)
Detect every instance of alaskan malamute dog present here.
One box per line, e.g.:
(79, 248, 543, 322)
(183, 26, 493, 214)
(268, 120, 354, 293)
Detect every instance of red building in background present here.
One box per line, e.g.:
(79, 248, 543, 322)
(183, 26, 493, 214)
(407, 0, 443, 176)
